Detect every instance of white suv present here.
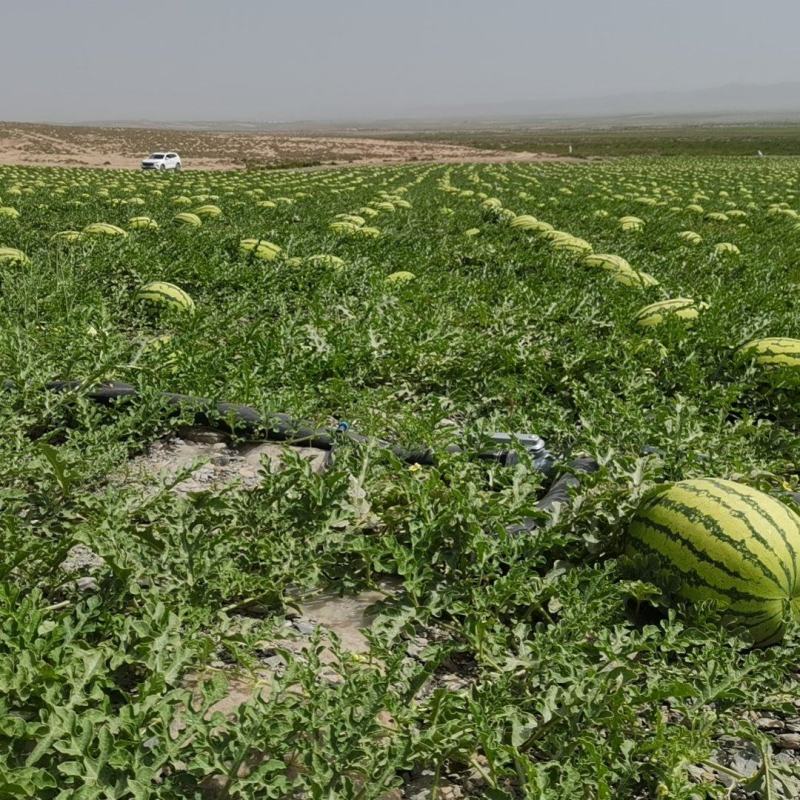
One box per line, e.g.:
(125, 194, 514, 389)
(141, 152, 182, 171)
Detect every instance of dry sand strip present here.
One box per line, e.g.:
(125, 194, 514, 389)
(0, 121, 564, 170)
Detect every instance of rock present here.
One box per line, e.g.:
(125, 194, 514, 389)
(755, 717, 783, 730)
(406, 636, 429, 658)
(178, 427, 228, 445)
(774, 733, 800, 750)
(437, 418, 460, 430)
(405, 770, 435, 800)
(262, 654, 286, 671)
(731, 754, 759, 776)
(712, 740, 760, 787)
(404, 771, 463, 800)
(193, 465, 216, 482)
(687, 764, 716, 784)
(439, 673, 470, 692)
(237, 602, 274, 618)
(464, 754, 489, 791)
(75, 576, 99, 592)
(60, 544, 105, 574)
(716, 769, 735, 789)
(376, 709, 397, 731)
(211, 455, 230, 467)
(293, 619, 318, 636)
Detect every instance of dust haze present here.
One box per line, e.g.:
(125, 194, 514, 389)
(3, 0, 800, 125)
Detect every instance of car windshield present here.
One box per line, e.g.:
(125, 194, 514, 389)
(148, 153, 165, 159)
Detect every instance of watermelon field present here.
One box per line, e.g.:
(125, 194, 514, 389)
(5, 157, 800, 799)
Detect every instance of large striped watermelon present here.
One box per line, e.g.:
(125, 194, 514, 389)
(136, 281, 195, 313)
(51, 230, 83, 244)
(510, 215, 553, 233)
(737, 338, 800, 371)
(239, 238, 282, 261)
(628, 478, 800, 646)
(633, 298, 705, 328)
(549, 235, 593, 254)
(619, 215, 645, 231)
(83, 222, 127, 237)
(307, 254, 345, 270)
(0, 246, 30, 265)
(128, 216, 159, 231)
(174, 212, 202, 228)
(714, 242, 741, 257)
(193, 204, 222, 218)
(678, 230, 703, 246)
(611, 270, 659, 288)
(581, 253, 634, 273)
(386, 270, 415, 283)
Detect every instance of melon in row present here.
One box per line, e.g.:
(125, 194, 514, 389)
(239, 238, 282, 261)
(738, 337, 800, 372)
(0, 246, 29, 265)
(582, 253, 659, 288)
(136, 281, 195, 313)
(634, 298, 706, 327)
(174, 212, 202, 227)
(129, 216, 159, 230)
(83, 222, 127, 237)
(510, 214, 554, 233)
(628, 478, 800, 647)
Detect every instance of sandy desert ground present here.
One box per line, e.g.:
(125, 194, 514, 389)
(0, 121, 561, 170)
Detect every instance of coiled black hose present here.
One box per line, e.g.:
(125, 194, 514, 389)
(8, 379, 598, 527)
(39, 380, 553, 467)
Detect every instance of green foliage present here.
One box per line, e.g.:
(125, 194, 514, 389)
(2, 159, 800, 797)
(388, 124, 800, 157)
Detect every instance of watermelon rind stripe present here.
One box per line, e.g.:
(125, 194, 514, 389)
(140, 288, 187, 301)
(703, 478, 799, 588)
(638, 496, 786, 595)
(667, 483, 795, 591)
(627, 527, 772, 604)
(137, 283, 193, 310)
(629, 477, 800, 645)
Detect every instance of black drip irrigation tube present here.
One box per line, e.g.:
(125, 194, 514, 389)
(10, 380, 599, 529)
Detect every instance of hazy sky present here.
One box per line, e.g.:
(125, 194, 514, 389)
(3, 0, 800, 122)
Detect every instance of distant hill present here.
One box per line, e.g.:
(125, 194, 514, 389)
(66, 82, 800, 131)
(431, 82, 800, 122)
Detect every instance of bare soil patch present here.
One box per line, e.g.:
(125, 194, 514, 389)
(115, 428, 330, 495)
(0, 121, 563, 170)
